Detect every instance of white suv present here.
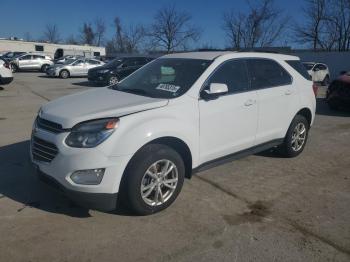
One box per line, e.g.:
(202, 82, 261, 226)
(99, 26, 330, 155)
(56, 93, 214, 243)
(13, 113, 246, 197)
(31, 52, 316, 215)
(11, 53, 53, 72)
(0, 58, 13, 85)
(302, 62, 330, 85)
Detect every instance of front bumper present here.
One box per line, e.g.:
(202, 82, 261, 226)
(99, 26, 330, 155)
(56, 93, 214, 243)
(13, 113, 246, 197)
(88, 72, 110, 84)
(30, 127, 132, 211)
(46, 68, 58, 77)
(0, 76, 13, 85)
(36, 169, 118, 211)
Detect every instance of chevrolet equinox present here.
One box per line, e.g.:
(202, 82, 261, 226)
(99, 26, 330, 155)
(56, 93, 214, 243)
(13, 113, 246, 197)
(30, 52, 316, 215)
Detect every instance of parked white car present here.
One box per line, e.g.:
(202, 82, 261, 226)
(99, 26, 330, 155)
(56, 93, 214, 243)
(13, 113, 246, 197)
(11, 53, 53, 72)
(0, 58, 13, 85)
(46, 58, 104, 78)
(302, 62, 330, 85)
(31, 52, 316, 215)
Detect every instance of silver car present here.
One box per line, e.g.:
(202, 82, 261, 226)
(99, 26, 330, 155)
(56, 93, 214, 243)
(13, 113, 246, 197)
(46, 58, 104, 78)
(11, 53, 53, 72)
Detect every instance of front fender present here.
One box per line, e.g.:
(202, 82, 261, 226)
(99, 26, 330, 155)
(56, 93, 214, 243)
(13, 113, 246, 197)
(97, 98, 200, 167)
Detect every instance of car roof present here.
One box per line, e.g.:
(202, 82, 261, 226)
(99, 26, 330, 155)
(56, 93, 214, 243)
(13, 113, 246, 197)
(162, 51, 299, 61)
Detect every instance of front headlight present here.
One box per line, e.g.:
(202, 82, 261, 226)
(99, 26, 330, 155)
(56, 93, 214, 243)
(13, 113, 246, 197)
(98, 69, 110, 73)
(65, 118, 119, 148)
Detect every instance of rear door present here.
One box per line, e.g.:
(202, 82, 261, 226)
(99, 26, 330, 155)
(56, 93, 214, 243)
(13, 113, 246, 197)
(199, 59, 258, 163)
(247, 58, 294, 145)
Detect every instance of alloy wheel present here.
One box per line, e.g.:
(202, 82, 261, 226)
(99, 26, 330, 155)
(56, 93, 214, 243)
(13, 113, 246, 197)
(140, 159, 178, 206)
(291, 122, 306, 151)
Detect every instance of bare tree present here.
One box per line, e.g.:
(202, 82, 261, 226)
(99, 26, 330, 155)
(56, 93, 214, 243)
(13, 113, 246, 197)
(43, 24, 60, 43)
(80, 23, 95, 45)
(124, 24, 146, 53)
(149, 5, 200, 52)
(295, 0, 328, 50)
(108, 17, 146, 53)
(223, 0, 288, 49)
(113, 17, 126, 52)
(326, 0, 350, 51)
(94, 18, 106, 46)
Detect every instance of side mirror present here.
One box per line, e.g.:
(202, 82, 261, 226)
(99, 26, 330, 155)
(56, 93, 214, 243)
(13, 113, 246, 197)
(200, 83, 228, 100)
(121, 63, 128, 68)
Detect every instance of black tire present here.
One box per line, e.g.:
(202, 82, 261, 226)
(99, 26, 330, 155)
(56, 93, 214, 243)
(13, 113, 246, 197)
(59, 70, 69, 79)
(41, 64, 50, 72)
(108, 76, 119, 86)
(280, 115, 309, 158)
(11, 64, 18, 73)
(120, 144, 185, 215)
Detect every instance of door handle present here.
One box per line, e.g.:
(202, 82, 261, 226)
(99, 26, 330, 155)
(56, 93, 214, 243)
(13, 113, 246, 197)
(244, 99, 255, 106)
(285, 89, 292, 95)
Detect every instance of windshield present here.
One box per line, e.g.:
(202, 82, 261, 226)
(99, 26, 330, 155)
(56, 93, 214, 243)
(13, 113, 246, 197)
(106, 58, 124, 67)
(63, 58, 76, 65)
(302, 63, 314, 70)
(110, 58, 212, 99)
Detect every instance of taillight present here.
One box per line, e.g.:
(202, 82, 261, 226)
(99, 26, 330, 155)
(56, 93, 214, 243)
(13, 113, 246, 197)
(312, 83, 318, 97)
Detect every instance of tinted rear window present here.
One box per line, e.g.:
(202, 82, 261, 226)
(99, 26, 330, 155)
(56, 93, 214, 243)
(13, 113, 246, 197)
(287, 60, 311, 80)
(247, 59, 292, 89)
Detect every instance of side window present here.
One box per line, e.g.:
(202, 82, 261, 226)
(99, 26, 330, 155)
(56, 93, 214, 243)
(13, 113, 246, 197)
(247, 59, 292, 89)
(207, 60, 250, 94)
(33, 55, 45, 59)
(73, 59, 84, 66)
(88, 59, 100, 65)
(318, 64, 326, 70)
(19, 55, 32, 60)
(124, 58, 138, 67)
(286, 60, 311, 80)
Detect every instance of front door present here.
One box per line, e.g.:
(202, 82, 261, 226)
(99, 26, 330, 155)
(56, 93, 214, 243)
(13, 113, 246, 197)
(199, 59, 258, 164)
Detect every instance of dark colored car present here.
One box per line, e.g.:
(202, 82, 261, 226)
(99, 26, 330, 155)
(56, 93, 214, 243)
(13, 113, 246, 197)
(326, 73, 350, 110)
(88, 56, 154, 86)
(0, 52, 26, 62)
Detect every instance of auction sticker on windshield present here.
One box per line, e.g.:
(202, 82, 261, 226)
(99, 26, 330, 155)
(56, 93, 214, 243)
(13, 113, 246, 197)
(156, 84, 180, 93)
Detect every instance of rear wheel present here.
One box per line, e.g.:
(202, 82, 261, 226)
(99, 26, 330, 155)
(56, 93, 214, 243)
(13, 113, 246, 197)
(59, 70, 69, 79)
(280, 115, 309, 157)
(120, 144, 185, 215)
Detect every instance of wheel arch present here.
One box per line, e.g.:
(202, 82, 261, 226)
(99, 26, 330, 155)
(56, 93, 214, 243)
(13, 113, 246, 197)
(296, 107, 312, 127)
(126, 136, 193, 180)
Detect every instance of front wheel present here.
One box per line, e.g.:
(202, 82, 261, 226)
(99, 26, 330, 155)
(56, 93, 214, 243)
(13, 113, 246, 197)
(280, 115, 309, 157)
(120, 144, 185, 215)
(108, 76, 119, 86)
(41, 64, 50, 72)
(11, 64, 18, 73)
(59, 70, 69, 79)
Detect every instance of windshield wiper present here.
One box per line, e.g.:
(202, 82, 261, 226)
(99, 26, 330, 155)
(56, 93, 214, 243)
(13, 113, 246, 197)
(122, 88, 150, 96)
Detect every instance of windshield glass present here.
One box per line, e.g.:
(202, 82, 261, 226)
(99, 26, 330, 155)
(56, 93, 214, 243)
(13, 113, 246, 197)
(63, 58, 76, 65)
(110, 58, 211, 99)
(106, 58, 124, 67)
(302, 63, 314, 70)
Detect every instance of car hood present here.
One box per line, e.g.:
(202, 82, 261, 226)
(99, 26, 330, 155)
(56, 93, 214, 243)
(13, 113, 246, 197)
(40, 87, 169, 128)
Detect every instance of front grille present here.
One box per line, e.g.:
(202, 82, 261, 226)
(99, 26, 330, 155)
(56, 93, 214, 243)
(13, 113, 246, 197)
(36, 117, 64, 133)
(32, 136, 58, 163)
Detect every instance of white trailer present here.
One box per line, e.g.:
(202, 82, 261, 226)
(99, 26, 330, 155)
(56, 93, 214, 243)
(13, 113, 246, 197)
(0, 39, 105, 59)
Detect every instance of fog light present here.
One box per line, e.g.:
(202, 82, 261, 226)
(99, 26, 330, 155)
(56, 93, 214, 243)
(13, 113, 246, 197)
(70, 168, 105, 185)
